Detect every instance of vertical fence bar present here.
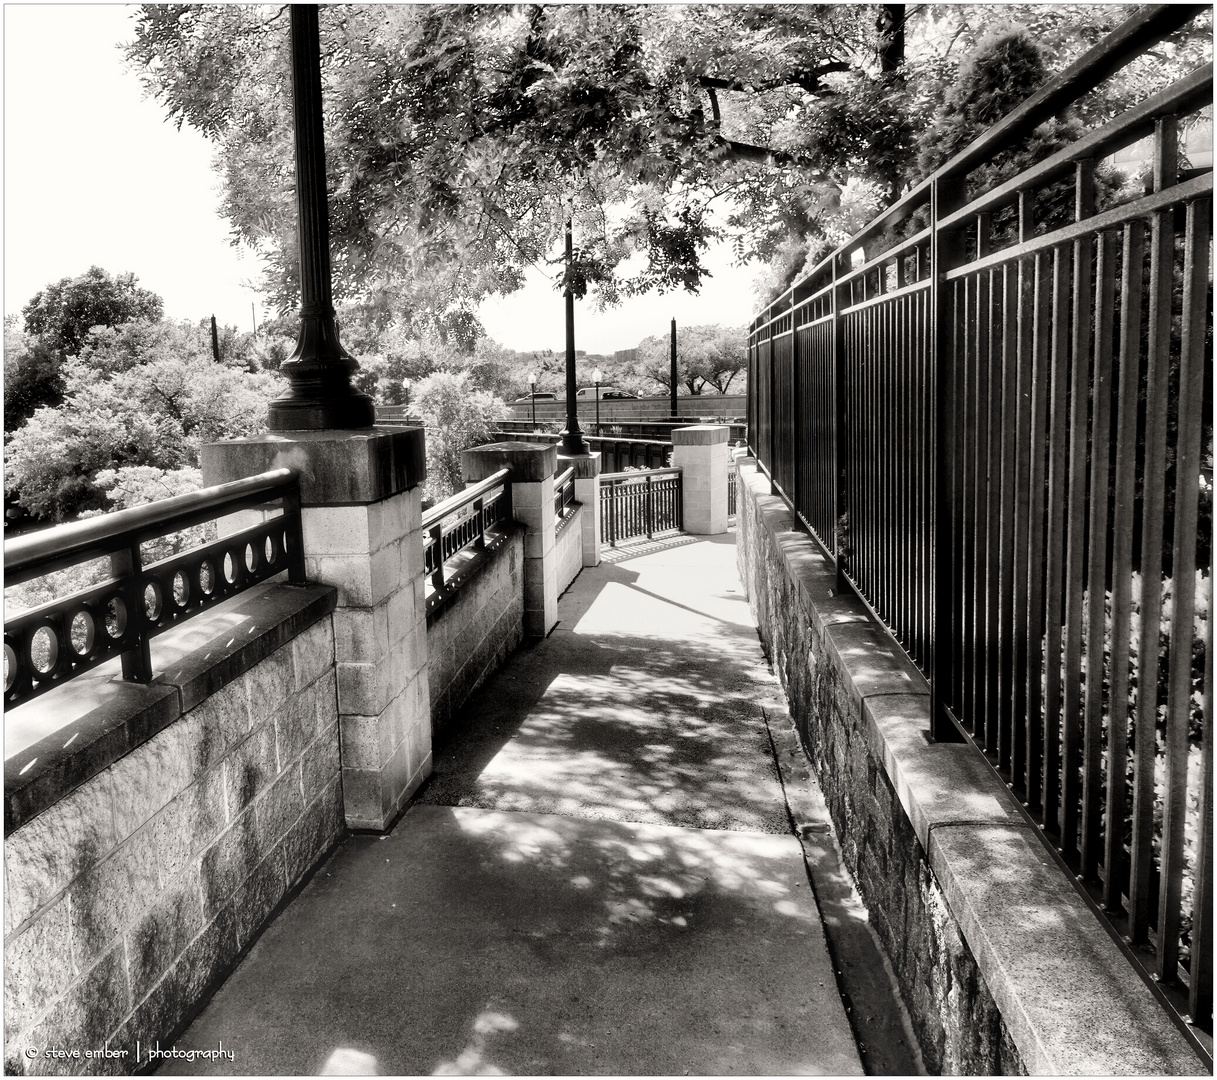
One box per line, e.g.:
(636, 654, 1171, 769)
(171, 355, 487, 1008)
(1023, 250, 1052, 808)
(1062, 161, 1096, 862)
(1157, 196, 1211, 982)
(1130, 115, 1179, 944)
(931, 175, 968, 740)
(1042, 244, 1073, 836)
(1104, 219, 1146, 910)
(1193, 558, 1213, 1025)
(1011, 250, 1034, 794)
(1081, 230, 1117, 881)
(833, 261, 845, 583)
(997, 262, 1020, 771)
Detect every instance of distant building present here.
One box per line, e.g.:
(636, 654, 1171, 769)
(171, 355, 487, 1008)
(613, 348, 638, 365)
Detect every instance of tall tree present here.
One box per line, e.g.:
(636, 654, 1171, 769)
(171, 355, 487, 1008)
(22, 266, 164, 354)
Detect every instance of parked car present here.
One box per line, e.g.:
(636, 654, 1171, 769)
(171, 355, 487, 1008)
(513, 392, 557, 402)
(575, 386, 637, 400)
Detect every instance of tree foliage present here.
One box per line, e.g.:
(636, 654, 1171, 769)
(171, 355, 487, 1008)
(124, 4, 932, 329)
(410, 371, 508, 503)
(4, 324, 65, 435)
(22, 266, 164, 354)
(632, 324, 746, 395)
(4, 324, 280, 522)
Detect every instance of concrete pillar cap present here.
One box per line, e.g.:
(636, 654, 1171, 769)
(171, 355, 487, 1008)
(556, 451, 602, 479)
(462, 442, 558, 484)
(672, 424, 729, 446)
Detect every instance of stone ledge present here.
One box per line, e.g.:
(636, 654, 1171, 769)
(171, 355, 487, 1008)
(737, 461, 1205, 1076)
(5, 582, 337, 837)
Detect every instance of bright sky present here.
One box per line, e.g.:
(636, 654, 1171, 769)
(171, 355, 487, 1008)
(3, 4, 762, 354)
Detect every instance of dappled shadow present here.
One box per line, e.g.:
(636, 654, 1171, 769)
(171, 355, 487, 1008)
(420, 536, 786, 832)
(157, 804, 859, 1076)
(156, 535, 863, 1076)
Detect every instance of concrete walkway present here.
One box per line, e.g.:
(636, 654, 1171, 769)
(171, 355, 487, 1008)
(160, 532, 875, 1076)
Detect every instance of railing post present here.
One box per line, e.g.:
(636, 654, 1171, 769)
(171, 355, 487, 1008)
(281, 481, 307, 585)
(929, 175, 968, 743)
(462, 441, 558, 639)
(429, 522, 446, 594)
(110, 542, 152, 683)
(557, 451, 602, 567)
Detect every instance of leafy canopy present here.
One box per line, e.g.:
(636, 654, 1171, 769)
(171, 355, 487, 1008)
(22, 266, 164, 354)
(124, 4, 918, 328)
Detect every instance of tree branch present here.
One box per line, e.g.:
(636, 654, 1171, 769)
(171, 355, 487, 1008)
(698, 63, 851, 96)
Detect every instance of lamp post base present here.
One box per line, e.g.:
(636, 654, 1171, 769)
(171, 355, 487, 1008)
(267, 394, 376, 431)
(558, 427, 590, 456)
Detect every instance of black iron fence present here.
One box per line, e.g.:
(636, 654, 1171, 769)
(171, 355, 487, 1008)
(600, 468, 683, 547)
(4, 469, 304, 709)
(421, 468, 512, 615)
(747, 5, 1212, 1035)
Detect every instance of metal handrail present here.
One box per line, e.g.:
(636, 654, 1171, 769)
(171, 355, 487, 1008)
(4, 468, 305, 709)
(5, 469, 300, 586)
(601, 466, 682, 483)
(422, 468, 512, 614)
(421, 468, 510, 531)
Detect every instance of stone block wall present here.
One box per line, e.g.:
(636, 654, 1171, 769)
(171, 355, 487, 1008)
(555, 504, 584, 597)
(4, 604, 342, 1076)
(427, 529, 524, 738)
(734, 459, 1205, 1076)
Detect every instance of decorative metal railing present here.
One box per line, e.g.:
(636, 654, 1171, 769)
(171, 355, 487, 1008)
(600, 468, 683, 547)
(727, 464, 738, 520)
(4, 469, 304, 710)
(421, 468, 512, 614)
(554, 467, 577, 532)
(747, 4, 1212, 1037)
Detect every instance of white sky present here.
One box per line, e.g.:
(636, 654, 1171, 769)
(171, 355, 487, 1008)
(3, 4, 761, 353)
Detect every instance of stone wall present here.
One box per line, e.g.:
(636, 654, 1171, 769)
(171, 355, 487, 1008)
(734, 459, 1204, 1076)
(3, 586, 343, 1076)
(427, 529, 525, 738)
(555, 504, 584, 598)
(505, 393, 746, 424)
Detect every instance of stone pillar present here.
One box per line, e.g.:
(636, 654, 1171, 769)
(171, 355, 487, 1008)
(462, 442, 558, 639)
(672, 424, 729, 535)
(202, 427, 430, 832)
(558, 451, 602, 568)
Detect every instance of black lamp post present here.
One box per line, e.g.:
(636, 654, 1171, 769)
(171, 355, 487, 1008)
(592, 367, 602, 436)
(529, 373, 537, 430)
(670, 317, 678, 420)
(558, 219, 589, 456)
(267, 5, 374, 431)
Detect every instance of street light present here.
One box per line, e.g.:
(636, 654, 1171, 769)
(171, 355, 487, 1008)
(529, 372, 537, 430)
(592, 368, 602, 436)
(401, 378, 410, 417)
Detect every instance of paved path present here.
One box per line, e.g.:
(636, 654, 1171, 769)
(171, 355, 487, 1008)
(161, 533, 869, 1076)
